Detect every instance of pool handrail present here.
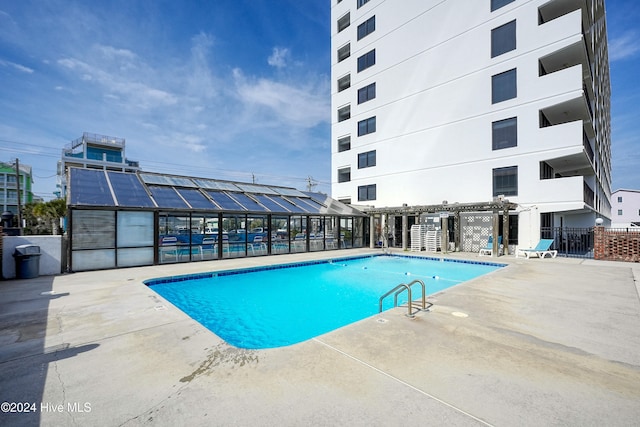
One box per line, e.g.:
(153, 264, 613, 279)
(379, 279, 428, 318)
(379, 284, 413, 317)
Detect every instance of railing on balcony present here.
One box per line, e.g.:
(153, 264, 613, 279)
(66, 132, 126, 151)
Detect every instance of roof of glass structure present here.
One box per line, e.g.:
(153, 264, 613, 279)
(68, 168, 365, 216)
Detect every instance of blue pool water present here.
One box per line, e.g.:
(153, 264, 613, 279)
(146, 255, 503, 349)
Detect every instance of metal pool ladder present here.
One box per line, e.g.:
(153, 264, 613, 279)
(378, 279, 428, 318)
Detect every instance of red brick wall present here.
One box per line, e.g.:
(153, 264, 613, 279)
(594, 226, 640, 262)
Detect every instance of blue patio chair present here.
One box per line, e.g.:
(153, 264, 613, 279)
(516, 239, 557, 259)
(479, 235, 502, 256)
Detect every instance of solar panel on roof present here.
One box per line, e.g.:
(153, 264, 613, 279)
(271, 187, 307, 197)
(139, 173, 171, 185)
(148, 186, 189, 208)
(107, 171, 155, 207)
(269, 196, 306, 213)
(140, 173, 196, 188)
(176, 188, 218, 210)
(253, 195, 289, 213)
(235, 183, 278, 195)
(293, 197, 324, 213)
(69, 169, 115, 206)
(230, 193, 268, 211)
(207, 191, 246, 211)
(192, 179, 240, 192)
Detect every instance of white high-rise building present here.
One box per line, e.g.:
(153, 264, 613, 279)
(331, 0, 611, 247)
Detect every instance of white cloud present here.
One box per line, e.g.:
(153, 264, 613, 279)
(57, 48, 177, 109)
(608, 31, 640, 61)
(267, 47, 290, 68)
(0, 59, 34, 73)
(233, 69, 329, 129)
(96, 45, 137, 60)
(185, 32, 218, 99)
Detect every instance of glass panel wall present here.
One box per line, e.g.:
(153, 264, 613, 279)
(354, 217, 365, 248)
(271, 215, 289, 254)
(247, 215, 268, 256)
(340, 217, 354, 248)
(158, 212, 191, 263)
(223, 214, 246, 258)
(188, 214, 217, 261)
(290, 215, 306, 253)
(326, 217, 340, 249)
(116, 211, 154, 267)
(71, 210, 116, 271)
(70, 208, 366, 271)
(309, 216, 325, 252)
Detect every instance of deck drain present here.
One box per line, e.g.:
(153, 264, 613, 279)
(451, 311, 468, 318)
(154, 305, 167, 311)
(376, 318, 388, 323)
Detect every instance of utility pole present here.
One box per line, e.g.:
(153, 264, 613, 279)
(14, 158, 23, 235)
(306, 176, 317, 192)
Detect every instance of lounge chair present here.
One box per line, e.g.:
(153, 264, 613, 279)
(479, 236, 502, 256)
(516, 239, 557, 259)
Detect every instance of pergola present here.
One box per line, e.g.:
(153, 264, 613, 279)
(362, 199, 518, 257)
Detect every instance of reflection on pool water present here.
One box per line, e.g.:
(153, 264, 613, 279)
(146, 255, 504, 349)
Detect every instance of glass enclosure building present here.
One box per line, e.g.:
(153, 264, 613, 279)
(67, 168, 367, 271)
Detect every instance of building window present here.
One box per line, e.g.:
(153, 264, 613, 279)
(338, 136, 351, 152)
(491, 20, 516, 57)
(337, 12, 350, 33)
(617, 196, 622, 202)
(357, 49, 376, 72)
(337, 43, 350, 62)
(358, 116, 376, 136)
(358, 150, 376, 168)
(357, 82, 376, 104)
(540, 212, 553, 229)
(338, 105, 351, 122)
(540, 161, 554, 180)
(357, 16, 376, 40)
(358, 184, 376, 201)
(338, 74, 351, 92)
(618, 209, 623, 216)
(338, 167, 351, 183)
(493, 166, 518, 197)
(491, 0, 515, 12)
(357, 0, 370, 8)
(492, 69, 517, 104)
(492, 117, 517, 150)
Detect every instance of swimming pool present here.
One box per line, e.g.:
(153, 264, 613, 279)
(146, 255, 503, 349)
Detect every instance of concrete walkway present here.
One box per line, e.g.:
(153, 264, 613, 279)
(1, 249, 639, 426)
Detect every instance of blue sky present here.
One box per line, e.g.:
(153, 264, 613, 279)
(0, 0, 638, 202)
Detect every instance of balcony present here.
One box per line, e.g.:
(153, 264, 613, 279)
(539, 91, 592, 132)
(538, 0, 584, 26)
(67, 132, 125, 151)
(583, 181, 594, 208)
(535, 175, 584, 206)
(539, 38, 592, 84)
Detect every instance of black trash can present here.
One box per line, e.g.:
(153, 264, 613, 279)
(13, 245, 41, 279)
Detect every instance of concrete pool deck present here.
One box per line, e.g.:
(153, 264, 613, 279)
(1, 249, 639, 426)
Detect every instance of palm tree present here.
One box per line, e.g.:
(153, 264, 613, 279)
(32, 199, 67, 235)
